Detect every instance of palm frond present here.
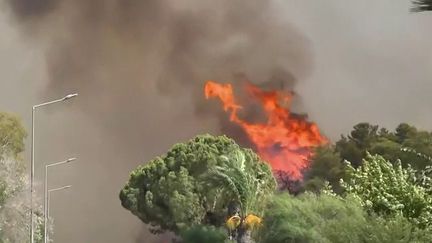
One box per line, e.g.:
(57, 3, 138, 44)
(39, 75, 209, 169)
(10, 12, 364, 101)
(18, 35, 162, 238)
(207, 168, 242, 202)
(244, 214, 262, 230)
(226, 215, 241, 230)
(201, 148, 276, 220)
(412, 0, 432, 12)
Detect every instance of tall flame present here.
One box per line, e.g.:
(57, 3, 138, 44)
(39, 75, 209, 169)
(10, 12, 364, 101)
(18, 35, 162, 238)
(205, 80, 327, 180)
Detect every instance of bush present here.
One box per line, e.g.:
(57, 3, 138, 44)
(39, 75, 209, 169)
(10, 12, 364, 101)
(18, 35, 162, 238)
(342, 153, 432, 228)
(258, 192, 432, 243)
(178, 225, 229, 243)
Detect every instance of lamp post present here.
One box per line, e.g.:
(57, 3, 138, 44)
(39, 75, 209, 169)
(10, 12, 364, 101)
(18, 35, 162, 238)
(31, 93, 78, 243)
(44, 158, 76, 243)
(46, 185, 72, 243)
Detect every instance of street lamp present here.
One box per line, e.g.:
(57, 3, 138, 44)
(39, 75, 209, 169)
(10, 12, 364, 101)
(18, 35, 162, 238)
(46, 185, 72, 243)
(44, 158, 76, 243)
(31, 93, 78, 243)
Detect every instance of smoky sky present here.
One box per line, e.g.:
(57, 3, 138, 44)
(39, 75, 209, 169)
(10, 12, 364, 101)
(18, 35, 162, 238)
(2, 0, 312, 242)
(4, 0, 312, 144)
(1, 0, 432, 243)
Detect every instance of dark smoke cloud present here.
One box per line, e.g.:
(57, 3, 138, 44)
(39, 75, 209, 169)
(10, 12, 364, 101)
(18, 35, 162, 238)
(3, 0, 312, 242)
(4, 0, 432, 242)
(7, 0, 57, 19)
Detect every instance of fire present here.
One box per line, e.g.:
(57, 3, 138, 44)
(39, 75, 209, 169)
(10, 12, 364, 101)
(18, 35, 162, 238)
(204, 80, 327, 180)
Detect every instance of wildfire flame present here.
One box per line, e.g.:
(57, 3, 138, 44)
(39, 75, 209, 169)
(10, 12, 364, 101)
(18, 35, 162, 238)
(205, 80, 327, 180)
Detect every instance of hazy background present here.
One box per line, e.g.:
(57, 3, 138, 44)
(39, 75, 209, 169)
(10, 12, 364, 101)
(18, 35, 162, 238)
(0, 0, 431, 242)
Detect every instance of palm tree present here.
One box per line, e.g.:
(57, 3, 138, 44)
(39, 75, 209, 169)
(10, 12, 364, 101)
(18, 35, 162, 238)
(412, 0, 432, 12)
(204, 149, 276, 243)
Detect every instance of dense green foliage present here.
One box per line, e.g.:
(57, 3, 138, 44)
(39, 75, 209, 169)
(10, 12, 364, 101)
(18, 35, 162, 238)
(178, 225, 228, 243)
(120, 134, 276, 234)
(305, 123, 432, 192)
(303, 146, 345, 193)
(260, 123, 432, 242)
(258, 193, 432, 243)
(0, 112, 27, 160)
(203, 149, 276, 217)
(0, 112, 27, 206)
(299, 123, 432, 242)
(120, 123, 432, 242)
(342, 154, 432, 228)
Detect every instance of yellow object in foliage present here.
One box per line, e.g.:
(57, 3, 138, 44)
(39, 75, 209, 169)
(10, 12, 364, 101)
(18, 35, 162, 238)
(244, 214, 262, 229)
(226, 215, 241, 230)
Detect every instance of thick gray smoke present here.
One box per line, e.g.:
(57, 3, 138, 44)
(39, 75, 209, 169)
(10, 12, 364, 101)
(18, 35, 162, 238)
(3, 0, 432, 242)
(2, 0, 311, 242)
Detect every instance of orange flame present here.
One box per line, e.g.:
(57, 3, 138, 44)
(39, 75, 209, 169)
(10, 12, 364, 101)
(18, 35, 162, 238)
(205, 80, 327, 180)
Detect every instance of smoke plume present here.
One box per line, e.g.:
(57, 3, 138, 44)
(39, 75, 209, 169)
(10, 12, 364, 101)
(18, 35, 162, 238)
(4, 0, 432, 242)
(3, 0, 312, 242)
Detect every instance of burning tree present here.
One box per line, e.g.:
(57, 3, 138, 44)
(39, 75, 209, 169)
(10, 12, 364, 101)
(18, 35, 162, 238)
(204, 80, 327, 181)
(119, 134, 276, 243)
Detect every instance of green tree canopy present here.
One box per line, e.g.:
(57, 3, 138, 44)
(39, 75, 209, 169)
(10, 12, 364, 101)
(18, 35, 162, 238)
(305, 123, 432, 192)
(342, 153, 432, 228)
(177, 225, 228, 243)
(334, 123, 432, 169)
(303, 145, 345, 193)
(119, 134, 276, 236)
(0, 112, 44, 242)
(0, 112, 27, 160)
(0, 112, 27, 209)
(258, 192, 432, 243)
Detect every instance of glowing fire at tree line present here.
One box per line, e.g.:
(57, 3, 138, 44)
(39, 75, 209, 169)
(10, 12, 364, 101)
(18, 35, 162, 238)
(120, 80, 330, 243)
(119, 79, 432, 243)
(204, 80, 328, 180)
(203, 80, 328, 241)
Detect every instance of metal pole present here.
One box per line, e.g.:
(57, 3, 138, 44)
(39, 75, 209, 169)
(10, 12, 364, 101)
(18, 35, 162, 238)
(43, 158, 76, 243)
(47, 191, 50, 242)
(30, 93, 78, 243)
(47, 191, 50, 219)
(47, 185, 72, 243)
(30, 107, 35, 243)
(44, 165, 48, 243)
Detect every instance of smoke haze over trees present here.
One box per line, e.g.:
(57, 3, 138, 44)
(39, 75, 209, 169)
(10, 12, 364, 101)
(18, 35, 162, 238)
(1, 0, 432, 242)
(0, 1, 311, 242)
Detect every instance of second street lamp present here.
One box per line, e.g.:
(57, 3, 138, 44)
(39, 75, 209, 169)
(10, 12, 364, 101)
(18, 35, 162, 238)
(44, 158, 76, 243)
(46, 185, 72, 243)
(30, 92, 78, 243)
